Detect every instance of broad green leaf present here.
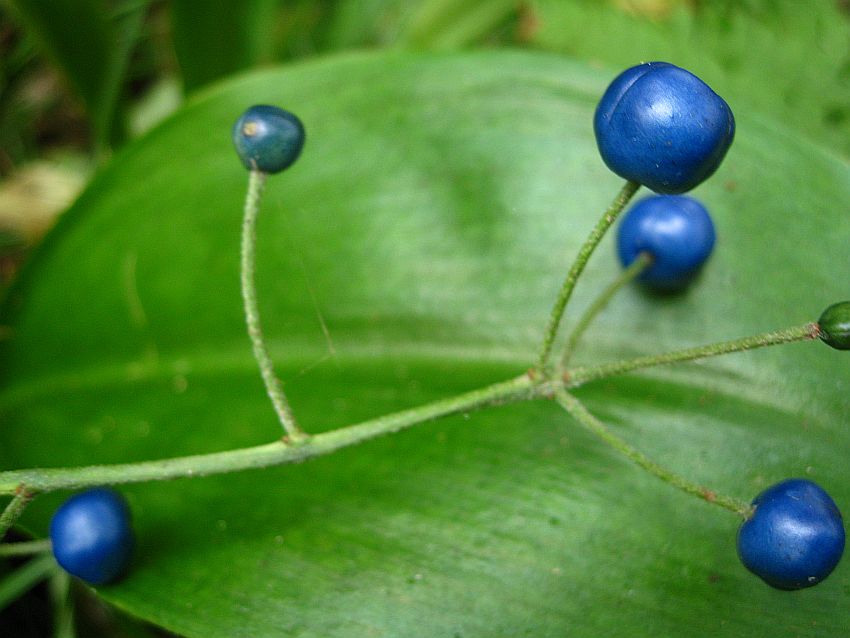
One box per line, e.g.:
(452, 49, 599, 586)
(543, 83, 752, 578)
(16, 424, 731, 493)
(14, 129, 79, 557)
(2, 51, 850, 637)
(528, 0, 850, 157)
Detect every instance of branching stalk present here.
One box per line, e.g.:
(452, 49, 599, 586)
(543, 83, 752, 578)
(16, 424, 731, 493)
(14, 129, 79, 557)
(536, 180, 640, 371)
(0, 374, 537, 495)
(561, 251, 651, 366)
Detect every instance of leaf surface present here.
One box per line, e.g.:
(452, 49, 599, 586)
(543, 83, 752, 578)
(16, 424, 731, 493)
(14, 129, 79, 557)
(2, 51, 849, 637)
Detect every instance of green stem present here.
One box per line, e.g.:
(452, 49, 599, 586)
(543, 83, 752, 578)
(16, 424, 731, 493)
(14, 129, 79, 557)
(242, 169, 305, 440)
(536, 180, 640, 371)
(554, 388, 751, 517)
(0, 490, 35, 540)
(566, 323, 819, 387)
(0, 374, 537, 495)
(0, 539, 51, 557)
(49, 569, 75, 638)
(561, 251, 651, 366)
(0, 553, 58, 610)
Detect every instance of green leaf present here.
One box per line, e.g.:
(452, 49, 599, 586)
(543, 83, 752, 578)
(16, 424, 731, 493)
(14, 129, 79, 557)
(2, 51, 850, 636)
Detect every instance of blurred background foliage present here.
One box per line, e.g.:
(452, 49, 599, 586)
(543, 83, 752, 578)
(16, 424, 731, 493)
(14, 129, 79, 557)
(1, 0, 849, 264)
(1, 1, 849, 635)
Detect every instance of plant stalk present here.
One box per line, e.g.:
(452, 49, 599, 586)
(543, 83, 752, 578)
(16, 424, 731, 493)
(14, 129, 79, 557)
(536, 180, 640, 371)
(0, 490, 35, 540)
(0, 539, 52, 557)
(0, 374, 536, 495)
(567, 323, 819, 386)
(561, 251, 651, 366)
(0, 554, 58, 610)
(242, 169, 305, 440)
(554, 388, 751, 517)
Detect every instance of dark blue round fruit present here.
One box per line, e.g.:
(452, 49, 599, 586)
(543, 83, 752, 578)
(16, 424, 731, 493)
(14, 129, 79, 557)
(818, 301, 850, 350)
(616, 194, 716, 290)
(49, 488, 134, 585)
(232, 105, 305, 174)
(737, 479, 845, 590)
(594, 62, 735, 194)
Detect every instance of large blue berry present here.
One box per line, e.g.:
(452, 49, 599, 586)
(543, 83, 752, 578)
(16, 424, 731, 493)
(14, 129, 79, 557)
(737, 479, 845, 590)
(818, 301, 850, 350)
(232, 105, 305, 174)
(616, 194, 715, 290)
(594, 62, 735, 194)
(50, 488, 134, 585)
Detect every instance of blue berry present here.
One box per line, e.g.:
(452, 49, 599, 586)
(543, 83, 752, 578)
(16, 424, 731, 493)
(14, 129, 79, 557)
(616, 194, 715, 290)
(49, 488, 134, 585)
(232, 105, 305, 174)
(818, 301, 850, 350)
(594, 62, 735, 194)
(737, 479, 845, 590)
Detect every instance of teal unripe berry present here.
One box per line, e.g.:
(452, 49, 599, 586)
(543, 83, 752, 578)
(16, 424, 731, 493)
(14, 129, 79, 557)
(232, 105, 305, 174)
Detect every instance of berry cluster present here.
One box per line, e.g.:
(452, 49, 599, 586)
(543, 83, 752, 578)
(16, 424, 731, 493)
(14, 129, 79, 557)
(4, 61, 845, 598)
(595, 62, 845, 589)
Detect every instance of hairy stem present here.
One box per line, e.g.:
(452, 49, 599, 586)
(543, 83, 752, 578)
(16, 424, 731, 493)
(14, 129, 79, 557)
(242, 169, 304, 440)
(554, 389, 751, 517)
(0, 374, 537, 495)
(567, 323, 819, 386)
(536, 180, 640, 371)
(0, 490, 35, 540)
(561, 251, 651, 366)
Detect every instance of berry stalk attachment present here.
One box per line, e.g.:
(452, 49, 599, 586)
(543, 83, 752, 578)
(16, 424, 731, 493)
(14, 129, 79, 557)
(233, 105, 307, 441)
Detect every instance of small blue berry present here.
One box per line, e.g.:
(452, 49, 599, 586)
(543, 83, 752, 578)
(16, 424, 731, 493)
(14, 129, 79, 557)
(594, 62, 735, 194)
(232, 105, 305, 174)
(616, 194, 716, 290)
(737, 479, 845, 590)
(49, 488, 134, 585)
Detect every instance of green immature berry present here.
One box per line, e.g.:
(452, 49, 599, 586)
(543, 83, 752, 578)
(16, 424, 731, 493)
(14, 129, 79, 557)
(818, 302, 850, 350)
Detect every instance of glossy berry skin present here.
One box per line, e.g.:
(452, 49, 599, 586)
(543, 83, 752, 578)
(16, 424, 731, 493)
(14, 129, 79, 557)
(737, 479, 845, 590)
(50, 488, 134, 585)
(616, 195, 715, 290)
(594, 62, 735, 194)
(818, 301, 850, 350)
(232, 105, 305, 174)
